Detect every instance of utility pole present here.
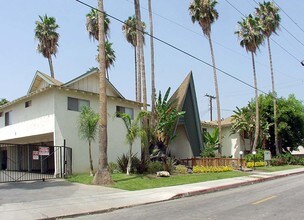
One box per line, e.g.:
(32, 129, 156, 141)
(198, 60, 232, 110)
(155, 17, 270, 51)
(205, 94, 216, 121)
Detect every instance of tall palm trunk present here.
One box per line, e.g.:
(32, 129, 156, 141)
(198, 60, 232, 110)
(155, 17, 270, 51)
(48, 55, 55, 78)
(134, 48, 138, 101)
(267, 37, 279, 155)
(93, 0, 112, 185)
(88, 141, 94, 176)
(251, 52, 259, 152)
(134, 0, 148, 158)
(135, 1, 142, 103)
(136, 43, 141, 102)
(148, 0, 156, 128)
(207, 33, 222, 155)
(134, 0, 147, 111)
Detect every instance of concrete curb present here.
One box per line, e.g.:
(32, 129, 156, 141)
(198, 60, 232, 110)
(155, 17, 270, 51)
(171, 170, 304, 199)
(45, 169, 304, 219)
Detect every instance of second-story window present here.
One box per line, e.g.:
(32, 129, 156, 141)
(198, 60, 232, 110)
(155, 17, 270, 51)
(67, 97, 90, 112)
(5, 111, 12, 126)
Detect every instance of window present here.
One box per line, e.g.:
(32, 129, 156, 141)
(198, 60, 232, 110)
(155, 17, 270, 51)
(0, 112, 2, 117)
(25, 100, 32, 108)
(116, 106, 134, 120)
(5, 111, 12, 126)
(67, 97, 90, 112)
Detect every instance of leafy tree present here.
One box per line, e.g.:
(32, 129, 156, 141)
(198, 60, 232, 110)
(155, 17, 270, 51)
(232, 94, 304, 155)
(93, 0, 112, 185)
(231, 106, 255, 150)
(122, 15, 145, 102)
(189, 0, 223, 155)
(235, 14, 264, 152)
(78, 106, 99, 176)
(34, 15, 59, 78)
(201, 128, 219, 158)
(255, 1, 281, 155)
(151, 88, 185, 154)
(0, 99, 8, 106)
(118, 111, 147, 175)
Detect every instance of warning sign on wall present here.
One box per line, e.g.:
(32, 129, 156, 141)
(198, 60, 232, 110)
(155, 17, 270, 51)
(39, 147, 50, 156)
(33, 151, 39, 160)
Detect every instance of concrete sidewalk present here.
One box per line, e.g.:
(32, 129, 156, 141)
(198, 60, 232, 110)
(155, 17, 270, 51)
(1, 168, 304, 220)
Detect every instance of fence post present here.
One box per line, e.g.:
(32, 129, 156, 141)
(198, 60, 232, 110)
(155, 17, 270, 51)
(63, 140, 66, 178)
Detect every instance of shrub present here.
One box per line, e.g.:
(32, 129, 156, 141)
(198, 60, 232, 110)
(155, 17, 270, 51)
(147, 161, 163, 174)
(270, 157, 286, 166)
(117, 154, 140, 173)
(246, 161, 266, 168)
(201, 145, 216, 158)
(108, 162, 119, 174)
(163, 157, 177, 174)
(193, 166, 233, 173)
(245, 149, 264, 162)
(175, 165, 188, 174)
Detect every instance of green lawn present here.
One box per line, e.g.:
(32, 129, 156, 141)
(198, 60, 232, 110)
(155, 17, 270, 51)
(255, 165, 303, 172)
(67, 171, 248, 191)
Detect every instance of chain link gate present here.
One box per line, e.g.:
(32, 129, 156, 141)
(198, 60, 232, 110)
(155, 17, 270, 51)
(0, 143, 72, 183)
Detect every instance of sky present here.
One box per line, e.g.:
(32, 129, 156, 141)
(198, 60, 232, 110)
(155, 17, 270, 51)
(0, 0, 303, 121)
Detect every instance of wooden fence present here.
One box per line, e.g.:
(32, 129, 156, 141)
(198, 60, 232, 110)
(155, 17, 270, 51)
(180, 157, 246, 169)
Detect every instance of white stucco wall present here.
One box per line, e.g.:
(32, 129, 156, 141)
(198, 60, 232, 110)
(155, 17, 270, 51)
(53, 89, 142, 173)
(0, 90, 55, 143)
(169, 125, 193, 159)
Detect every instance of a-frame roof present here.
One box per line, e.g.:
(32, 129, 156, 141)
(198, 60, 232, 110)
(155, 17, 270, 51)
(170, 72, 203, 156)
(28, 71, 62, 94)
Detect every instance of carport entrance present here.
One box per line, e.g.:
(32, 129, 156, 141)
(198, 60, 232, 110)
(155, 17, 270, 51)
(0, 143, 72, 183)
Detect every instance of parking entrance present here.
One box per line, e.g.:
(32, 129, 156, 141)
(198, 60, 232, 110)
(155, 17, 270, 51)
(0, 143, 72, 183)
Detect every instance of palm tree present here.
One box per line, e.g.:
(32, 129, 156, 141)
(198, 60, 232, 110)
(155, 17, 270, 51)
(86, 9, 110, 40)
(34, 15, 59, 79)
(189, 0, 222, 155)
(78, 106, 99, 176)
(256, 1, 281, 155)
(87, 9, 115, 79)
(118, 111, 147, 175)
(235, 14, 265, 152)
(93, 0, 112, 185)
(96, 41, 116, 79)
(148, 0, 156, 129)
(134, 0, 147, 110)
(122, 15, 145, 101)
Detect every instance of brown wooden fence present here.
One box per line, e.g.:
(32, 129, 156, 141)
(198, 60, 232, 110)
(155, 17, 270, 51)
(180, 158, 246, 169)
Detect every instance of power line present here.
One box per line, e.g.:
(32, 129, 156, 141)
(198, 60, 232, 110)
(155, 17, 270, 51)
(251, 0, 304, 49)
(226, 0, 302, 64)
(74, 0, 268, 95)
(273, 0, 304, 35)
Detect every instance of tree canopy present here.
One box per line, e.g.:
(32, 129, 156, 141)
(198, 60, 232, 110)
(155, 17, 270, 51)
(231, 94, 304, 154)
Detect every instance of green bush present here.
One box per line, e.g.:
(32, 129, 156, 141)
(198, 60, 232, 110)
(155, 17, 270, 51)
(163, 157, 177, 174)
(245, 149, 264, 162)
(175, 165, 188, 174)
(108, 162, 119, 174)
(270, 157, 286, 166)
(201, 145, 216, 158)
(147, 161, 163, 174)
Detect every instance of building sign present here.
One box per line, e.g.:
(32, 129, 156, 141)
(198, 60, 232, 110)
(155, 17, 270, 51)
(39, 147, 50, 156)
(264, 150, 271, 161)
(33, 151, 39, 160)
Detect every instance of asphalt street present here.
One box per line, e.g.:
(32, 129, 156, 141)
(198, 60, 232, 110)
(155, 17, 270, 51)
(68, 173, 304, 220)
